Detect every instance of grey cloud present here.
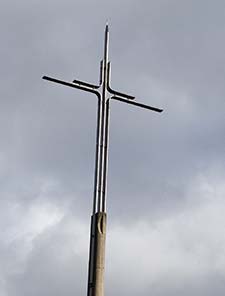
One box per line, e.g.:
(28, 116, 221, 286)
(0, 0, 225, 295)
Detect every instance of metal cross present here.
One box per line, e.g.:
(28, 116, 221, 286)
(43, 24, 163, 296)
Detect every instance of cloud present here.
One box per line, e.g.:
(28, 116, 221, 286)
(1, 167, 224, 296)
(106, 171, 225, 295)
(0, 0, 225, 295)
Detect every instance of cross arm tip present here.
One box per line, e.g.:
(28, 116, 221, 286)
(42, 75, 52, 81)
(112, 96, 163, 113)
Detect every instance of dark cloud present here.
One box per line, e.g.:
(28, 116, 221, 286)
(0, 0, 225, 295)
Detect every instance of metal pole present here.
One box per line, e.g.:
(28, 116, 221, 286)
(102, 98, 110, 212)
(92, 97, 102, 214)
(97, 25, 109, 213)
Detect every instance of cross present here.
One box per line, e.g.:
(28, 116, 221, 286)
(42, 24, 163, 296)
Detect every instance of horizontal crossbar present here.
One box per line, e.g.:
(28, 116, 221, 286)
(73, 79, 99, 89)
(112, 96, 163, 112)
(108, 88, 135, 100)
(42, 76, 100, 97)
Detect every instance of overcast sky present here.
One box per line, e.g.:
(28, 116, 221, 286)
(1, 0, 225, 295)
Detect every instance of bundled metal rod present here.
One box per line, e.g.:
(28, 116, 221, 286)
(101, 99, 110, 212)
(92, 97, 102, 214)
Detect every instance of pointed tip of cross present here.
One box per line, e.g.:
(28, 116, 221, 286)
(105, 21, 109, 32)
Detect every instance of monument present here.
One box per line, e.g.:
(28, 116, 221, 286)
(43, 24, 163, 296)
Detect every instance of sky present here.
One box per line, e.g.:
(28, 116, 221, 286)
(0, 0, 225, 295)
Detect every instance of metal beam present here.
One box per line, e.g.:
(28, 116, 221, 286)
(42, 76, 100, 97)
(112, 95, 163, 112)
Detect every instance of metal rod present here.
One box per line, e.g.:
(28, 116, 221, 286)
(93, 59, 105, 214)
(102, 99, 110, 212)
(99, 60, 103, 85)
(112, 95, 163, 112)
(99, 63, 111, 212)
(97, 25, 109, 212)
(92, 96, 102, 214)
(73, 79, 99, 89)
(42, 76, 100, 97)
(108, 88, 135, 100)
(97, 92, 106, 212)
(104, 25, 109, 66)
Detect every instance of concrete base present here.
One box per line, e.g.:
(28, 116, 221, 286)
(87, 212, 107, 296)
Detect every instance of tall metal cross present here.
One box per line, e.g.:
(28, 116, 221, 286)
(43, 24, 163, 296)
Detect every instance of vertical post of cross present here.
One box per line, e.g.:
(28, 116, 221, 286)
(87, 24, 109, 296)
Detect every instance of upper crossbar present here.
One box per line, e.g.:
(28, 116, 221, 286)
(42, 76, 100, 97)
